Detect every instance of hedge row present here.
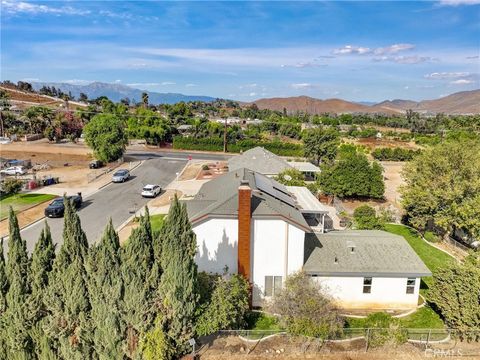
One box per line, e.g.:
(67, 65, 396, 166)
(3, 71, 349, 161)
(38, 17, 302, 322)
(371, 147, 421, 161)
(173, 136, 304, 156)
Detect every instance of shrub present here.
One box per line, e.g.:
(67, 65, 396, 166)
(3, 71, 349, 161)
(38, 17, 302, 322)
(424, 231, 441, 243)
(364, 313, 407, 348)
(268, 272, 343, 339)
(371, 147, 420, 161)
(2, 178, 24, 196)
(196, 274, 250, 336)
(353, 205, 381, 230)
(274, 168, 306, 186)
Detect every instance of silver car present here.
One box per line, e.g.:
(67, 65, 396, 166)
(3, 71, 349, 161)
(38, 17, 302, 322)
(112, 169, 130, 183)
(0, 166, 26, 175)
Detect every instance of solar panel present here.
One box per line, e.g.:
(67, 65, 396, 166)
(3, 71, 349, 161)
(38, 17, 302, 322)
(254, 172, 296, 207)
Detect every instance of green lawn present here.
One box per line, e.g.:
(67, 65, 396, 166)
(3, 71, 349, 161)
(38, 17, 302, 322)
(150, 214, 166, 233)
(0, 193, 57, 220)
(345, 306, 444, 330)
(383, 224, 455, 288)
(246, 311, 282, 331)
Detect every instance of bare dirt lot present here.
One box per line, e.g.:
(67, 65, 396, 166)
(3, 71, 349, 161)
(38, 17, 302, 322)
(197, 334, 480, 360)
(346, 137, 420, 150)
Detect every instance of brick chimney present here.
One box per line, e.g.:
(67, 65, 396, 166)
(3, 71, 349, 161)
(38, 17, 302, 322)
(238, 180, 252, 282)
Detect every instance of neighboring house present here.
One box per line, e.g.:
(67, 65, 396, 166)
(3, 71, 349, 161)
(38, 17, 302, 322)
(185, 168, 431, 309)
(177, 124, 193, 137)
(227, 146, 320, 179)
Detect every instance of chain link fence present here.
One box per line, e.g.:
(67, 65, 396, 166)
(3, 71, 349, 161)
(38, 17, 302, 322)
(194, 329, 480, 358)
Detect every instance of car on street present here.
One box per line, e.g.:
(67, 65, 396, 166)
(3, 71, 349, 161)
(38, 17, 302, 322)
(0, 166, 26, 176)
(112, 169, 130, 183)
(141, 184, 161, 198)
(44, 193, 83, 218)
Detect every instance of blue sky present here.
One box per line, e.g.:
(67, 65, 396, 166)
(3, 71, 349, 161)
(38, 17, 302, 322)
(1, 1, 479, 102)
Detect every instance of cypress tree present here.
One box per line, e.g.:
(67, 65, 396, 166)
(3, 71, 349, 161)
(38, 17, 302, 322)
(120, 208, 154, 358)
(158, 196, 199, 355)
(45, 198, 92, 359)
(4, 208, 33, 358)
(29, 222, 56, 359)
(87, 219, 124, 359)
(0, 239, 9, 359)
(0, 239, 7, 314)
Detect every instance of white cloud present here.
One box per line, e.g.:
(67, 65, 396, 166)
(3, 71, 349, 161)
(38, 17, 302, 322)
(20, 77, 40, 82)
(438, 0, 480, 6)
(185, 83, 197, 87)
(374, 43, 415, 55)
(114, 79, 122, 83)
(466, 55, 479, 59)
(281, 61, 326, 68)
(161, 81, 176, 86)
(374, 55, 434, 64)
(291, 83, 316, 90)
(333, 45, 371, 55)
(450, 79, 474, 85)
(424, 72, 470, 79)
(248, 92, 257, 97)
(1, 1, 90, 15)
(404, 86, 410, 90)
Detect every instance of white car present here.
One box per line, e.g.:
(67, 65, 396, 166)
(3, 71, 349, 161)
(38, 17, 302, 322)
(0, 166, 26, 176)
(0, 137, 11, 145)
(141, 184, 161, 198)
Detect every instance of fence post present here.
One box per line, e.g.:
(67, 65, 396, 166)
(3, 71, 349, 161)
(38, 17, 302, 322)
(365, 328, 370, 352)
(426, 329, 431, 349)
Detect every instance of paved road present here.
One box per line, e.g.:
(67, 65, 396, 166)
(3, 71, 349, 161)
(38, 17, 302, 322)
(20, 157, 187, 252)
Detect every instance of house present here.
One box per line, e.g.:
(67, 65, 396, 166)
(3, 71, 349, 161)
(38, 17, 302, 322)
(304, 231, 431, 310)
(227, 147, 320, 179)
(185, 168, 431, 309)
(177, 124, 193, 137)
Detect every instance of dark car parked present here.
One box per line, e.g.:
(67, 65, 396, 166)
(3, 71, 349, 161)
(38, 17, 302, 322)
(44, 193, 83, 218)
(89, 160, 104, 169)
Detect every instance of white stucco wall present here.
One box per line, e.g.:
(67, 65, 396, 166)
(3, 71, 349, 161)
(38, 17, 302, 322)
(192, 218, 238, 274)
(192, 217, 306, 307)
(251, 219, 305, 306)
(312, 275, 421, 310)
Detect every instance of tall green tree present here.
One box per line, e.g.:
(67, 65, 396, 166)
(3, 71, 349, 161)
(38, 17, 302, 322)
(28, 223, 56, 358)
(45, 199, 92, 359)
(87, 219, 124, 359)
(83, 113, 128, 162)
(303, 127, 340, 165)
(158, 196, 199, 355)
(120, 209, 154, 358)
(430, 252, 480, 341)
(4, 208, 33, 358)
(0, 239, 9, 359)
(318, 151, 384, 199)
(401, 140, 480, 236)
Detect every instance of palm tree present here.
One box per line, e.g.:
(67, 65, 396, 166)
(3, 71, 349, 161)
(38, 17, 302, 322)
(141, 92, 149, 108)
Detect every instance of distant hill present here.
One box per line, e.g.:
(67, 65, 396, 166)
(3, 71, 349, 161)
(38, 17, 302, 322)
(31, 81, 217, 104)
(251, 90, 480, 115)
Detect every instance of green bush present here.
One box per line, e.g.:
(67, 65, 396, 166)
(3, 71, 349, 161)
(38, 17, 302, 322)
(424, 231, 441, 243)
(364, 313, 408, 348)
(371, 147, 420, 161)
(353, 205, 381, 230)
(2, 178, 24, 196)
(172, 136, 304, 156)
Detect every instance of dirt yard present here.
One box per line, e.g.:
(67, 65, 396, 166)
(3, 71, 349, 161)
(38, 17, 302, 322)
(346, 137, 420, 151)
(197, 334, 480, 360)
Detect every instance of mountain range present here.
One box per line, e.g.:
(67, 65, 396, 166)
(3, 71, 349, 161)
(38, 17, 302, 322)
(30, 81, 216, 105)
(28, 82, 480, 114)
(251, 90, 480, 115)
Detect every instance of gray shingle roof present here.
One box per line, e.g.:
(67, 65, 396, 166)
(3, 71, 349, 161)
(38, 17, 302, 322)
(227, 147, 292, 175)
(303, 230, 431, 277)
(185, 168, 310, 231)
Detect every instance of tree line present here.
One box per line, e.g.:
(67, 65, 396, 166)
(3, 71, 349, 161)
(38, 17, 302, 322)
(0, 197, 250, 359)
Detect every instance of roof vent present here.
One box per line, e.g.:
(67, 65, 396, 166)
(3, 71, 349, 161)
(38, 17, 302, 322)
(334, 256, 338, 264)
(347, 240, 356, 254)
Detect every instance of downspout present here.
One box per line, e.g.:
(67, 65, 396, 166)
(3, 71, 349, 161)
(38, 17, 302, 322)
(284, 223, 289, 280)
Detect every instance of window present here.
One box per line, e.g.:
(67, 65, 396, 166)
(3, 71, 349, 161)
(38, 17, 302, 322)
(406, 278, 416, 294)
(363, 277, 372, 294)
(265, 276, 282, 297)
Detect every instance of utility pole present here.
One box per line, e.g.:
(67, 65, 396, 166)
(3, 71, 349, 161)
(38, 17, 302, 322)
(223, 117, 228, 153)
